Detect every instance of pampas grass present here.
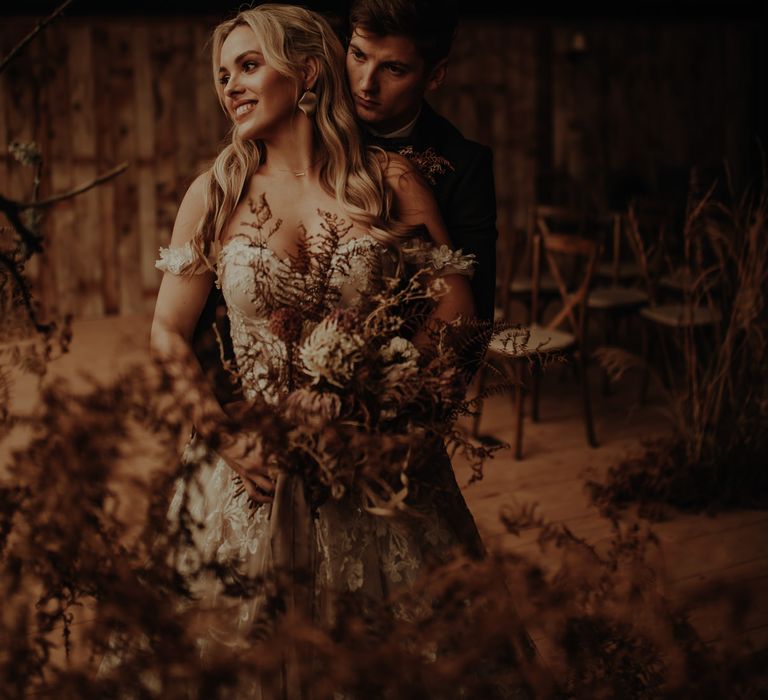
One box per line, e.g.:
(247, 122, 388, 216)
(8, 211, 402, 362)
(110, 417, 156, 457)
(592, 166, 768, 514)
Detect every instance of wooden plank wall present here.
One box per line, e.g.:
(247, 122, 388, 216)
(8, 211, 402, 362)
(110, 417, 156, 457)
(430, 19, 538, 280)
(431, 19, 756, 292)
(549, 22, 756, 211)
(1, 17, 230, 320)
(0, 16, 757, 320)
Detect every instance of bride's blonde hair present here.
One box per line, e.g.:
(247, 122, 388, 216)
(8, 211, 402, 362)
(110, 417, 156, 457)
(192, 3, 411, 258)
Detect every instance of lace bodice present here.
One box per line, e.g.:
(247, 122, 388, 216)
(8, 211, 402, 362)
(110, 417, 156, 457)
(156, 235, 474, 405)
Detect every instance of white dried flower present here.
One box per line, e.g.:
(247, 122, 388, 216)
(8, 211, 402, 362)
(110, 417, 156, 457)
(380, 336, 419, 365)
(300, 316, 365, 388)
(430, 244, 476, 275)
(431, 244, 456, 269)
(428, 277, 449, 298)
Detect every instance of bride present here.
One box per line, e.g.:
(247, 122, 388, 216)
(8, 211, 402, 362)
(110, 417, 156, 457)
(149, 4, 524, 697)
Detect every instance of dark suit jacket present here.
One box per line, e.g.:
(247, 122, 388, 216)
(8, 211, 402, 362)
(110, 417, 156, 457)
(367, 101, 499, 322)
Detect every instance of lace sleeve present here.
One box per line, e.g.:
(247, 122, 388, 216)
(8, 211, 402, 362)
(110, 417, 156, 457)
(402, 239, 475, 278)
(155, 240, 215, 276)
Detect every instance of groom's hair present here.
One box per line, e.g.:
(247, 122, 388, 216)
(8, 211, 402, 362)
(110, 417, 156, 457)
(348, 0, 459, 69)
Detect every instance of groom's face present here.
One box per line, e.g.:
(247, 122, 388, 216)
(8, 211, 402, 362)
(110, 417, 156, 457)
(346, 28, 444, 134)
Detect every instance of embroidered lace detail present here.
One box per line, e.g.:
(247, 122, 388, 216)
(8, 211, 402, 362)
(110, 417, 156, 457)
(172, 235, 464, 595)
(167, 235, 472, 594)
(218, 236, 384, 406)
(168, 440, 271, 568)
(403, 240, 476, 278)
(314, 492, 456, 598)
(329, 237, 384, 306)
(155, 240, 213, 276)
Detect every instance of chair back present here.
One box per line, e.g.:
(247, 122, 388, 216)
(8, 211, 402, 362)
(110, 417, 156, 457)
(601, 211, 627, 286)
(532, 215, 600, 343)
(495, 226, 527, 319)
(623, 196, 677, 303)
(495, 206, 580, 322)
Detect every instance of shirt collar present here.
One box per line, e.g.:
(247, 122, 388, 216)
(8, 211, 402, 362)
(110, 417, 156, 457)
(367, 107, 422, 140)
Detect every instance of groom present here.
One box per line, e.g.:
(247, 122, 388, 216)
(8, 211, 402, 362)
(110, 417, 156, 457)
(345, 0, 499, 322)
(344, 0, 498, 565)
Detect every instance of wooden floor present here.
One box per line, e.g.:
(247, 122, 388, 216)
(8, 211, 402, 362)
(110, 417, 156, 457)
(4, 314, 767, 676)
(456, 337, 768, 658)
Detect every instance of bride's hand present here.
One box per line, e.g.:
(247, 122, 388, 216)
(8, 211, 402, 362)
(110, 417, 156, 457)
(218, 432, 276, 504)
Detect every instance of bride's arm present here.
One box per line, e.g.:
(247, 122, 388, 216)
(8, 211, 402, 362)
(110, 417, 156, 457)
(383, 154, 476, 324)
(150, 175, 223, 429)
(150, 174, 274, 502)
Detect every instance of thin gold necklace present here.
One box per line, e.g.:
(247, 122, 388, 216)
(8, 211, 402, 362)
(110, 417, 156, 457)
(269, 159, 318, 177)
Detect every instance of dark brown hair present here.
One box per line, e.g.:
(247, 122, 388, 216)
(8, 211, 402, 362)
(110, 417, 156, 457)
(348, 0, 458, 69)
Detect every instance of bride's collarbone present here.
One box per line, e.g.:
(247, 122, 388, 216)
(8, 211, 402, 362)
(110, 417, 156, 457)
(243, 179, 337, 217)
(230, 188, 362, 245)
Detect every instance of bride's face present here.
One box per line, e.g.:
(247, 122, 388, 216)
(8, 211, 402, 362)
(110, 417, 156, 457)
(217, 25, 298, 141)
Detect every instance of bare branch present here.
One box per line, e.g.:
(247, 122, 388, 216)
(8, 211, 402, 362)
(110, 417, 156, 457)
(0, 195, 43, 254)
(0, 0, 74, 75)
(0, 163, 128, 255)
(18, 162, 129, 210)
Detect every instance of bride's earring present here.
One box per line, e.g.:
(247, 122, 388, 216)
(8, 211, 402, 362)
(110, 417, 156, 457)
(297, 88, 317, 118)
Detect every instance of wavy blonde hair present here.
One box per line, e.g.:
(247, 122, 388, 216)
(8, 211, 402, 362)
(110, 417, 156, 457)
(192, 3, 412, 261)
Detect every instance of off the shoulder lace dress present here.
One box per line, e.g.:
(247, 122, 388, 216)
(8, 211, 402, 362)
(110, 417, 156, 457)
(153, 233, 526, 698)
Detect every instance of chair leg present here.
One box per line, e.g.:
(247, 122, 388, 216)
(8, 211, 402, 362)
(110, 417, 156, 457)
(657, 327, 676, 391)
(471, 363, 488, 438)
(639, 320, 650, 405)
(531, 359, 541, 422)
(576, 352, 598, 448)
(601, 311, 615, 397)
(514, 361, 526, 460)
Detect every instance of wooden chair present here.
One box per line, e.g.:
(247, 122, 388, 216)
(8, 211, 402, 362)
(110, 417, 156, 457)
(496, 205, 582, 324)
(626, 195, 677, 293)
(594, 210, 643, 285)
(473, 220, 600, 459)
(493, 227, 527, 322)
(638, 301, 722, 401)
(657, 265, 718, 300)
(618, 201, 723, 401)
(586, 211, 650, 393)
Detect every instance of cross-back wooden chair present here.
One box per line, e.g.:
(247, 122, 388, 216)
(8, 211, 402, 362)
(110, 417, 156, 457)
(620, 199, 722, 402)
(638, 287, 722, 402)
(496, 205, 583, 324)
(473, 219, 600, 459)
(494, 226, 527, 322)
(595, 210, 643, 285)
(586, 211, 650, 394)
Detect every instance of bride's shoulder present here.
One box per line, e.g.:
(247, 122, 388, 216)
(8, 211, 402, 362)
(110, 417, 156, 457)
(372, 151, 434, 214)
(173, 172, 210, 240)
(182, 171, 209, 208)
(155, 171, 215, 276)
(365, 148, 447, 246)
(374, 150, 425, 183)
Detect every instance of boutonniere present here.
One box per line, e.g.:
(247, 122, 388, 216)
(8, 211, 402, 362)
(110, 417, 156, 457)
(397, 146, 454, 185)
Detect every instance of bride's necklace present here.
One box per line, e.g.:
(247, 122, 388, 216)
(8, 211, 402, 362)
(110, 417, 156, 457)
(270, 159, 318, 177)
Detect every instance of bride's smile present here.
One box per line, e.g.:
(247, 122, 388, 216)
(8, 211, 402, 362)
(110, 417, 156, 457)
(217, 25, 301, 142)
